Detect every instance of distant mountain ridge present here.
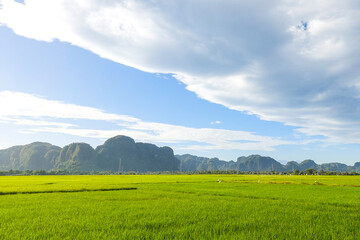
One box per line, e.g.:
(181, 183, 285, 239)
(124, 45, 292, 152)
(0, 135, 179, 172)
(176, 154, 360, 172)
(1, 136, 359, 172)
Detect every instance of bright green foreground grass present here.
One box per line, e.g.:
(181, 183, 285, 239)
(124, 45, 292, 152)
(0, 175, 359, 239)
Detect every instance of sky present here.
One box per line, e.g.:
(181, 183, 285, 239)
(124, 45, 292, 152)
(0, 0, 360, 164)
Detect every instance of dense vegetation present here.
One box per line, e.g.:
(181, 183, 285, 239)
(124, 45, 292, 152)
(0, 175, 359, 239)
(1, 168, 360, 176)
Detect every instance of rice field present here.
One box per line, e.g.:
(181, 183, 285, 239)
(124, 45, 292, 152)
(0, 174, 359, 239)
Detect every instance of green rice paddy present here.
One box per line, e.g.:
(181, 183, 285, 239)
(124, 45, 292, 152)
(0, 175, 359, 239)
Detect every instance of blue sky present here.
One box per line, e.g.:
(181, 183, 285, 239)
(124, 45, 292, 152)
(0, 0, 360, 164)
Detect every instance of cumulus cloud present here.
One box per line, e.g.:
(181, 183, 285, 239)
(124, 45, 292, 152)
(0, 0, 360, 144)
(0, 91, 292, 151)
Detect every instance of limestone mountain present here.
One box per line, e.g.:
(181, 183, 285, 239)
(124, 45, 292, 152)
(354, 162, 360, 172)
(0, 142, 60, 171)
(236, 155, 284, 172)
(176, 154, 236, 171)
(0, 145, 23, 170)
(96, 135, 179, 172)
(298, 160, 318, 171)
(0, 137, 358, 172)
(0, 136, 179, 172)
(284, 161, 300, 171)
(319, 163, 350, 172)
(56, 143, 98, 171)
(176, 154, 360, 172)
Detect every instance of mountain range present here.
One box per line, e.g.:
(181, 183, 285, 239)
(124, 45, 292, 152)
(0, 135, 359, 172)
(176, 154, 360, 172)
(0, 135, 179, 172)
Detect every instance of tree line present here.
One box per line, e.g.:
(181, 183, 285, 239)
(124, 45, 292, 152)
(1, 168, 359, 176)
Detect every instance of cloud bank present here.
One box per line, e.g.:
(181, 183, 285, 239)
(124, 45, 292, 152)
(1, 0, 360, 144)
(0, 91, 291, 151)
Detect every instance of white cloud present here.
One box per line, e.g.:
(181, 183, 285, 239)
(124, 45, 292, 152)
(0, 91, 138, 122)
(0, 116, 75, 128)
(211, 121, 221, 125)
(0, 91, 292, 151)
(1, 0, 360, 144)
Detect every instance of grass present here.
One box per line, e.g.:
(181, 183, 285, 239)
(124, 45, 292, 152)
(0, 174, 359, 239)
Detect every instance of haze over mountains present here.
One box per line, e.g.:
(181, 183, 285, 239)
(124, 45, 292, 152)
(0, 135, 359, 172)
